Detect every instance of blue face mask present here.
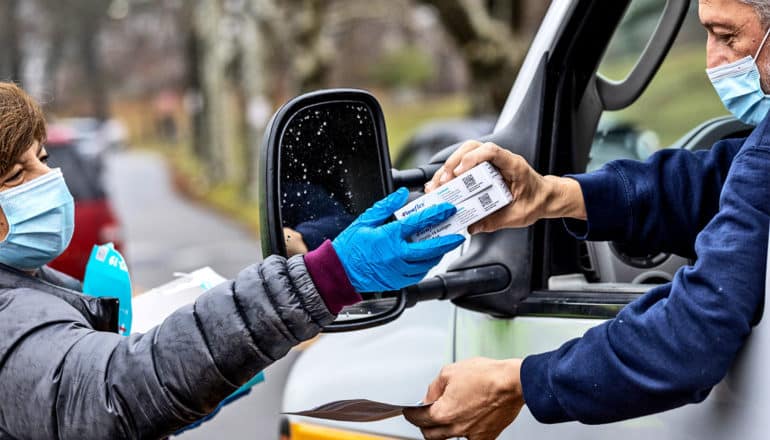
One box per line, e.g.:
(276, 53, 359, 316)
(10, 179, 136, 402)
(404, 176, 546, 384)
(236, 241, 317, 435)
(0, 169, 75, 270)
(707, 28, 770, 126)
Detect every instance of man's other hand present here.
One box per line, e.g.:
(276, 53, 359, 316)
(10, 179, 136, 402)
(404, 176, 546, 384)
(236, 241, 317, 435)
(403, 357, 525, 440)
(425, 140, 586, 233)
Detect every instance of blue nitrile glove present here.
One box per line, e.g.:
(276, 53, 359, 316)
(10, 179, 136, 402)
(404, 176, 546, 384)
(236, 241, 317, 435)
(332, 188, 465, 292)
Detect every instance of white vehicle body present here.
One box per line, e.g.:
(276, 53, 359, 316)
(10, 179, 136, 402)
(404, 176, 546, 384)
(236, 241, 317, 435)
(281, 1, 769, 439)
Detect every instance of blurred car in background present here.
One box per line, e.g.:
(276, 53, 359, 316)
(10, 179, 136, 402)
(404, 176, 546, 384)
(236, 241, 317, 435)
(46, 125, 124, 281)
(586, 116, 660, 172)
(56, 117, 127, 164)
(392, 117, 496, 170)
(392, 116, 657, 174)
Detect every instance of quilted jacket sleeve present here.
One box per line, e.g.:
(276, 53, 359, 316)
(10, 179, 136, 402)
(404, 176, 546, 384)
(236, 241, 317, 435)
(0, 255, 336, 439)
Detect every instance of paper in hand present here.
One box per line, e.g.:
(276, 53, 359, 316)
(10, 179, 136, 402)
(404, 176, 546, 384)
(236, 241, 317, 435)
(284, 399, 431, 422)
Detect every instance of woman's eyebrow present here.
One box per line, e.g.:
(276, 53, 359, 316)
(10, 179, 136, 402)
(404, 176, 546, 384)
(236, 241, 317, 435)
(35, 142, 43, 156)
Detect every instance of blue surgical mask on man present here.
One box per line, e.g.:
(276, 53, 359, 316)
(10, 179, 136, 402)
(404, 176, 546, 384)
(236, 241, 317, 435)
(707, 27, 770, 126)
(0, 168, 75, 270)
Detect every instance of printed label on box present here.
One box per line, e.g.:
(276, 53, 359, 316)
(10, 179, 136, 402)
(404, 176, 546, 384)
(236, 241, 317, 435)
(411, 184, 512, 241)
(394, 162, 513, 241)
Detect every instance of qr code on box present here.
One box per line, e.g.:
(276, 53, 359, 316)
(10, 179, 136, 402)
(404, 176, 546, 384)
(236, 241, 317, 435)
(479, 193, 493, 210)
(462, 175, 477, 191)
(96, 245, 109, 262)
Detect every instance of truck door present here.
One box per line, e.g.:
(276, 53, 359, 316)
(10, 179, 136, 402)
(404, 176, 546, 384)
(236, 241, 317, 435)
(451, 1, 767, 438)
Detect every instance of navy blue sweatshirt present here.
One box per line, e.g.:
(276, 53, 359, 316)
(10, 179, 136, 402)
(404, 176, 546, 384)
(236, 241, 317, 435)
(520, 113, 770, 424)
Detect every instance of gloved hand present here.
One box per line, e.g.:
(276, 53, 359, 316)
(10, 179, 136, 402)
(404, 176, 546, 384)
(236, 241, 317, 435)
(333, 188, 465, 292)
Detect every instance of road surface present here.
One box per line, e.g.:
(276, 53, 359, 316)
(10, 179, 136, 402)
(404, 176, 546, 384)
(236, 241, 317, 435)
(104, 150, 297, 439)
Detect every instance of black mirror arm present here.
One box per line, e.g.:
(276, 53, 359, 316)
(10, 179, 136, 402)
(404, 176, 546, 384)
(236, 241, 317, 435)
(405, 265, 511, 308)
(391, 164, 443, 189)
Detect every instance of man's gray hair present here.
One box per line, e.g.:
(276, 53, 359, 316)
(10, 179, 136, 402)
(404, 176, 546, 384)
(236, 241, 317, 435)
(742, 0, 770, 27)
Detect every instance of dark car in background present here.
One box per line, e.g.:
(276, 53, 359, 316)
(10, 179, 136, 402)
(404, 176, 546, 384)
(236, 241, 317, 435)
(46, 125, 124, 280)
(392, 117, 496, 170)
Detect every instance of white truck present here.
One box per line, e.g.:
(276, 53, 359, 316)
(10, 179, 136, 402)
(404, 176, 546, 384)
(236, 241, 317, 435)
(259, 0, 768, 438)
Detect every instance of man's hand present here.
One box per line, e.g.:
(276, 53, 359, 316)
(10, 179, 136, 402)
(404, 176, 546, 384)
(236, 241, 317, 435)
(403, 357, 525, 440)
(425, 141, 586, 233)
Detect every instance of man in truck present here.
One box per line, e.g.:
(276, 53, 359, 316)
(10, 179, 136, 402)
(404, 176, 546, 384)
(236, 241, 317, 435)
(404, 1, 770, 439)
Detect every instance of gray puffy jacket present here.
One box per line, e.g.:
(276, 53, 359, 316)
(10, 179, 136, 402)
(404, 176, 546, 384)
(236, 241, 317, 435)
(0, 256, 336, 439)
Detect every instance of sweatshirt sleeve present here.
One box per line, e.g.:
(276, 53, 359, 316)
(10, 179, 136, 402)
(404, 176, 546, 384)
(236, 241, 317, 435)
(303, 240, 362, 314)
(564, 139, 743, 258)
(521, 142, 770, 424)
(0, 255, 338, 439)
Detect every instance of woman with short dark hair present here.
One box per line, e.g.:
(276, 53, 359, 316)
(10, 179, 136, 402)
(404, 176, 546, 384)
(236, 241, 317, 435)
(0, 83, 464, 439)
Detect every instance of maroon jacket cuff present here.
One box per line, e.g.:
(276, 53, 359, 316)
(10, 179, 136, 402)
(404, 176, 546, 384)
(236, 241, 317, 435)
(303, 240, 362, 315)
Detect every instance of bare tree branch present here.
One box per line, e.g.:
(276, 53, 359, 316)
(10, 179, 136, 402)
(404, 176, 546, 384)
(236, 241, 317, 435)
(416, 0, 530, 114)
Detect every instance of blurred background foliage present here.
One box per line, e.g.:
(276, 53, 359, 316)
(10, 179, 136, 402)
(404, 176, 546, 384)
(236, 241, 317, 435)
(0, 0, 725, 231)
(0, 0, 551, 231)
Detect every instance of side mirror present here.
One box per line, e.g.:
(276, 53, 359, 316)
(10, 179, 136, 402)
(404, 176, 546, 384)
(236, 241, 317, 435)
(259, 89, 407, 332)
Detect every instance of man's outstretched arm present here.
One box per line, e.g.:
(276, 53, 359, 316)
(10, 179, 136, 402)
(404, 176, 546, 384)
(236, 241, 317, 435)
(424, 137, 743, 259)
(522, 142, 769, 423)
(407, 134, 767, 438)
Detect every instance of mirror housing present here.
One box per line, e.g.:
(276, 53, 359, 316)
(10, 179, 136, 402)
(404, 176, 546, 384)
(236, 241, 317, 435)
(259, 89, 408, 332)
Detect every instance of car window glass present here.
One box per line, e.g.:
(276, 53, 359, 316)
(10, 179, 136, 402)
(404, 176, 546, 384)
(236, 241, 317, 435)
(588, 2, 727, 172)
(598, 0, 666, 82)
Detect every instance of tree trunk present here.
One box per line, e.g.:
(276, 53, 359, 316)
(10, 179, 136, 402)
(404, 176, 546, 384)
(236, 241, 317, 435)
(0, 0, 23, 83)
(416, 0, 529, 115)
(185, 20, 207, 161)
(286, 0, 331, 92)
(43, 31, 65, 107)
(195, 0, 241, 185)
(77, 21, 110, 121)
(239, 0, 277, 199)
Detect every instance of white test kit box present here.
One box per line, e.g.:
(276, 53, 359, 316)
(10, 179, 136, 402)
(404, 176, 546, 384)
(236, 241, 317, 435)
(394, 162, 513, 241)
